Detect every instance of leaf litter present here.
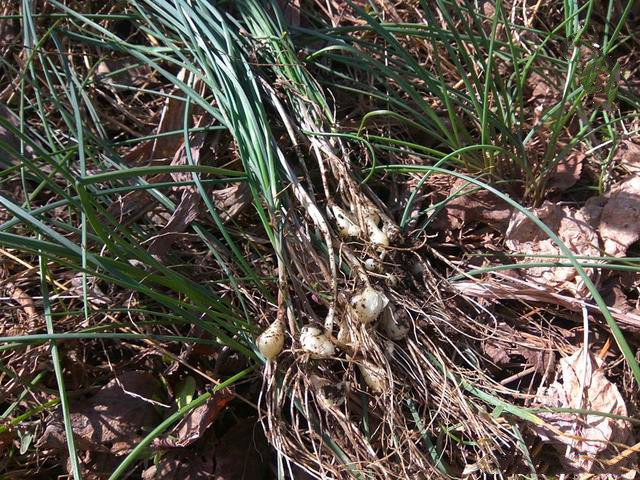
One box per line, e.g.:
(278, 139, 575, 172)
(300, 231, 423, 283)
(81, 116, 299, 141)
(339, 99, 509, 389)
(505, 201, 600, 295)
(39, 372, 162, 475)
(584, 176, 640, 257)
(532, 347, 634, 476)
(40, 371, 161, 449)
(152, 387, 234, 449)
(546, 150, 585, 192)
(437, 178, 513, 231)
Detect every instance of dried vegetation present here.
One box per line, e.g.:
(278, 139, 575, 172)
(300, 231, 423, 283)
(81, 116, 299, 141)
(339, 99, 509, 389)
(1, 0, 640, 479)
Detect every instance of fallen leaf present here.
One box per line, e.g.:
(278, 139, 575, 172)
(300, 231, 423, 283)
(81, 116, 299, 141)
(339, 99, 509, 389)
(602, 277, 634, 314)
(532, 347, 632, 473)
(529, 72, 558, 105)
(482, 341, 511, 367)
(0, 427, 15, 453)
(438, 179, 512, 230)
(582, 194, 608, 226)
(2, 281, 38, 327)
(70, 451, 121, 480)
(103, 70, 198, 229)
(546, 150, 584, 192)
(481, 326, 555, 374)
(214, 417, 269, 480)
(519, 346, 555, 375)
(142, 453, 214, 480)
(147, 124, 207, 260)
(451, 278, 640, 333)
(95, 59, 151, 88)
(147, 189, 201, 260)
(69, 274, 109, 306)
(482, 1, 495, 17)
(39, 371, 162, 454)
(505, 201, 564, 242)
(505, 201, 600, 294)
(614, 140, 640, 174)
(152, 387, 234, 449)
(107, 184, 159, 226)
(151, 68, 189, 159)
(212, 182, 251, 223)
(598, 177, 640, 257)
(278, 0, 300, 28)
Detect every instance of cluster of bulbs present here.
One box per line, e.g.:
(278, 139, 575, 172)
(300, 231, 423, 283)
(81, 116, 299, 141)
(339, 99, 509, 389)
(256, 205, 408, 393)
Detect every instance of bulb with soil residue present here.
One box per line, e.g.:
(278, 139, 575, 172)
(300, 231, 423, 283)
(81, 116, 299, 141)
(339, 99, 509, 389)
(331, 205, 361, 238)
(365, 215, 389, 248)
(350, 286, 389, 324)
(256, 320, 285, 360)
(358, 361, 388, 393)
(380, 307, 409, 340)
(300, 325, 335, 359)
(311, 375, 345, 411)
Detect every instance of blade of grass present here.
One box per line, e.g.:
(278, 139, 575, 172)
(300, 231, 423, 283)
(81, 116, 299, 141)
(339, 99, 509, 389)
(39, 250, 82, 479)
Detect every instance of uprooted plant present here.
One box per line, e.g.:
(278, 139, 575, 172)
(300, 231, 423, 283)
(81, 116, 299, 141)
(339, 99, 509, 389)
(1, 0, 639, 478)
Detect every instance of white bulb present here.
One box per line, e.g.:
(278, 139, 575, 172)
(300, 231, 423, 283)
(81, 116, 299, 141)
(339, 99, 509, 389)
(331, 205, 361, 238)
(364, 216, 389, 248)
(380, 307, 409, 340)
(300, 325, 335, 359)
(363, 258, 377, 271)
(350, 286, 389, 324)
(363, 209, 380, 226)
(358, 361, 387, 393)
(256, 320, 285, 360)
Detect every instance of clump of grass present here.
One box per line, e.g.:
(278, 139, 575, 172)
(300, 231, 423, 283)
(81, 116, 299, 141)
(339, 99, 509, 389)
(1, 0, 639, 478)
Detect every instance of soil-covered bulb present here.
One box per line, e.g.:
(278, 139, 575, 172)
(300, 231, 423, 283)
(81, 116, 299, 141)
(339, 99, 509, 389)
(256, 320, 285, 360)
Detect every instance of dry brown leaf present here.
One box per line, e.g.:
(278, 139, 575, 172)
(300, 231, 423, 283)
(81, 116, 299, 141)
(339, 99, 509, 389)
(520, 346, 556, 375)
(2, 281, 37, 325)
(451, 277, 640, 333)
(278, 0, 300, 28)
(70, 451, 121, 480)
(147, 126, 207, 260)
(69, 274, 109, 306)
(482, 1, 495, 17)
(582, 194, 608, 226)
(481, 326, 555, 374)
(482, 341, 511, 367)
(151, 68, 189, 159)
(147, 189, 201, 260)
(615, 140, 640, 174)
(602, 277, 634, 314)
(107, 182, 159, 226)
(95, 59, 151, 88)
(547, 150, 584, 192)
(438, 178, 512, 230)
(212, 182, 251, 223)
(152, 387, 234, 449)
(505, 201, 599, 294)
(39, 371, 162, 454)
(598, 177, 640, 257)
(529, 72, 558, 104)
(533, 347, 632, 473)
(104, 70, 197, 228)
(0, 428, 14, 454)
